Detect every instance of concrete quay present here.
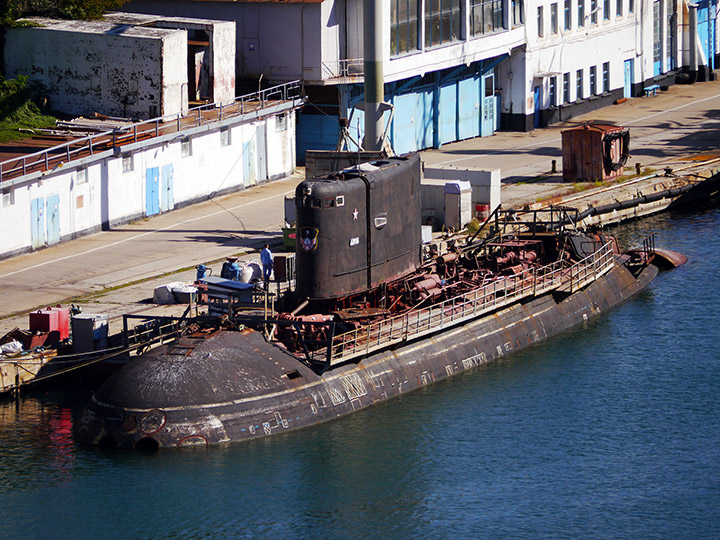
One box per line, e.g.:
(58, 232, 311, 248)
(1, 79, 720, 336)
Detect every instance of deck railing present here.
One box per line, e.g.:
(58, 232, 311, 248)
(309, 241, 615, 366)
(0, 81, 302, 184)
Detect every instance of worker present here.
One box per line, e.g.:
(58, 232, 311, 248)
(260, 243, 273, 284)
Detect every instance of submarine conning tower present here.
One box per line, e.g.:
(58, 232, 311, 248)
(295, 154, 422, 300)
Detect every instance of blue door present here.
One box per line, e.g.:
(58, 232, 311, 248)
(416, 87, 434, 150)
(481, 72, 496, 137)
(392, 92, 418, 155)
(161, 165, 174, 212)
(458, 76, 481, 140)
(533, 86, 541, 129)
(438, 82, 457, 146)
(31, 197, 45, 249)
(46, 194, 60, 245)
(624, 59, 634, 98)
(145, 167, 159, 216)
(697, 0, 717, 70)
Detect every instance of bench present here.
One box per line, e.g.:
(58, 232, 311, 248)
(644, 84, 660, 97)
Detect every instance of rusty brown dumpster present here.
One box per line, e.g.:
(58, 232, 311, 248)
(561, 124, 629, 182)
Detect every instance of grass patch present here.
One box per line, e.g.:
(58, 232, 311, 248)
(0, 75, 57, 143)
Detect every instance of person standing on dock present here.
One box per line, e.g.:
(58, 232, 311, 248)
(260, 243, 273, 284)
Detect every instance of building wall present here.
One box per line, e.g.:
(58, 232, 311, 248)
(212, 21, 237, 103)
(0, 113, 297, 259)
(5, 26, 186, 119)
(125, 0, 325, 83)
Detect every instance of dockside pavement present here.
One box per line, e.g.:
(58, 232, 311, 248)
(1, 78, 719, 335)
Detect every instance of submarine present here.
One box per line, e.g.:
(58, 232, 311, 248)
(74, 153, 683, 450)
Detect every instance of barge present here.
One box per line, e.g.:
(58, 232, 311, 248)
(74, 154, 683, 450)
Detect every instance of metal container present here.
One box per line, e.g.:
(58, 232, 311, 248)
(71, 314, 109, 353)
(29, 306, 70, 343)
(561, 124, 629, 182)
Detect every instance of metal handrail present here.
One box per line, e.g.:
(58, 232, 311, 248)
(0, 81, 302, 184)
(321, 59, 364, 79)
(313, 241, 615, 366)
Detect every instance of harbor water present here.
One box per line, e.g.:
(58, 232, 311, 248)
(1, 205, 720, 540)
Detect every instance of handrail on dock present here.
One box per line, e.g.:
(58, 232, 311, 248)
(308, 241, 615, 367)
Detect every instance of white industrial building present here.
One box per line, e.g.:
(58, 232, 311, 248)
(125, 0, 717, 160)
(0, 13, 304, 259)
(4, 12, 236, 119)
(0, 85, 302, 259)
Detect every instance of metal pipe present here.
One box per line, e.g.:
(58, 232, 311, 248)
(363, 0, 384, 151)
(689, 4, 698, 74)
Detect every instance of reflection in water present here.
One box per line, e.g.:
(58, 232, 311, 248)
(0, 392, 86, 491)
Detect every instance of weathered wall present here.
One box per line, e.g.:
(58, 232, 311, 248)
(4, 25, 186, 119)
(212, 21, 237, 104)
(124, 0, 324, 83)
(0, 112, 297, 259)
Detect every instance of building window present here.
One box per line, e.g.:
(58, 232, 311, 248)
(122, 153, 133, 173)
(603, 0, 610, 19)
(591, 0, 598, 22)
(576, 69, 584, 99)
(616, 0, 622, 16)
(549, 76, 557, 106)
(667, 9, 676, 69)
(564, 0, 571, 29)
(512, 0, 525, 26)
(77, 167, 87, 184)
(602, 62, 610, 92)
(628, 0, 634, 13)
(471, 0, 505, 35)
(563, 72, 570, 102)
(578, 0, 585, 26)
(220, 126, 231, 146)
(2, 188, 14, 207)
(550, 3, 558, 33)
(425, 0, 462, 47)
(391, 0, 419, 56)
(537, 6, 544, 36)
(181, 137, 192, 157)
(590, 65, 597, 94)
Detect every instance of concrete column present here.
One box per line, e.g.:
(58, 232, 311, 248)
(363, 0, 384, 151)
(689, 4, 698, 73)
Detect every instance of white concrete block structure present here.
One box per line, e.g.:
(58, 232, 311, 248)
(0, 83, 303, 259)
(4, 12, 236, 119)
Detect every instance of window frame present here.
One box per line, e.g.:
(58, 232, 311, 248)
(391, 0, 420, 56)
(576, 68, 584, 99)
(537, 5, 544, 36)
(564, 0, 572, 30)
(425, 0, 463, 48)
(602, 62, 610, 93)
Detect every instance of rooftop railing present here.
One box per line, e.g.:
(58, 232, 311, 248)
(0, 80, 303, 184)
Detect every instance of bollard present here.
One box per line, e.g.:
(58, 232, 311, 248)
(551, 159, 557, 173)
(635, 162, 641, 175)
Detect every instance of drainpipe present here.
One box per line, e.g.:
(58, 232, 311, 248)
(689, 3, 698, 80)
(363, 0, 383, 151)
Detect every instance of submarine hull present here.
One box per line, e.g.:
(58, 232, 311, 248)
(74, 259, 658, 449)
